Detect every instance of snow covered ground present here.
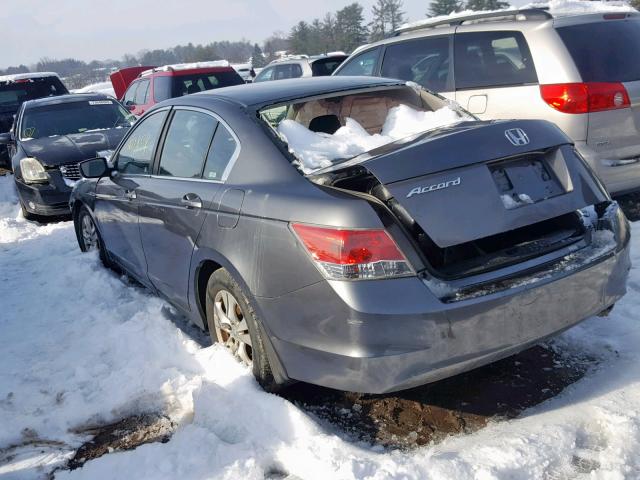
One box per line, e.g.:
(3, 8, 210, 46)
(1, 172, 640, 479)
(72, 82, 116, 98)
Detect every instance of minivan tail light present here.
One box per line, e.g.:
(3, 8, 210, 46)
(540, 83, 630, 114)
(291, 223, 413, 280)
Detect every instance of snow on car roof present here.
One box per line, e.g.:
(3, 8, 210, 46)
(396, 0, 636, 33)
(140, 60, 231, 76)
(0, 72, 61, 83)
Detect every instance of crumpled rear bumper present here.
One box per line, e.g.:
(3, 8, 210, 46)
(257, 235, 630, 394)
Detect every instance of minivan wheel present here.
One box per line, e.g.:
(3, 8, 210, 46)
(76, 206, 111, 268)
(205, 268, 279, 392)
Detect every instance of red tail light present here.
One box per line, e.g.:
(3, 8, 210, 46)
(540, 82, 630, 114)
(291, 224, 413, 280)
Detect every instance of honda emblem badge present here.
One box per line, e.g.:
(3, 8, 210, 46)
(504, 128, 529, 146)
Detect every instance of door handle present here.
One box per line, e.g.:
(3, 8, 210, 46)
(124, 190, 136, 200)
(181, 193, 202, 209)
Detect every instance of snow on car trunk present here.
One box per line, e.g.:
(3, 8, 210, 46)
(1, 173, 640, 479)
(277, 104, 463, 174)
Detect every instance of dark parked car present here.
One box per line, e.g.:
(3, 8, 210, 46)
(0, 72, 68, 168)
(70, 77, 629, 393)
(0, 93, 135, 218)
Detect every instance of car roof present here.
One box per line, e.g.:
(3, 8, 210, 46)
(353, 8, 639, 51)
(0, 72, 61, 83)
(23, 93, 115, 109)
(187, 76, 406, 108)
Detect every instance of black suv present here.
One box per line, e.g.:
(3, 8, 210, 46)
(0, 73, 68, 168)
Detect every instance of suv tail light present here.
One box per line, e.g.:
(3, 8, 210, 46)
(540, 82, 630, 114)
(291, 223, 413, 280)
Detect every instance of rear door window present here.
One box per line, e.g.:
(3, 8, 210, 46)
(117, 110, 168, 174)
(454, 31, 537, 89)
(254, 67, 274, 82)
(381, 36, 451, 91)
(335, 48, 381, 76)
(202, 123, 238, 181)
(134, 80, 150, 105)
(557, 20, 640, 82)
(158, 110, 218, 178)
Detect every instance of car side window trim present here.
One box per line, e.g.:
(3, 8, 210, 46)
(111, 106, 172, 177)
(149, 105, 241, 183)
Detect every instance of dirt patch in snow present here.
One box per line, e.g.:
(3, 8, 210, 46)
(282, 344, 597, 449)
(64, 414, 176, 472)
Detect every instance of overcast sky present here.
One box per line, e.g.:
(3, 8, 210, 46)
(0, 0, 528, 69)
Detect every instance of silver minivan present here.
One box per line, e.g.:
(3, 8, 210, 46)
(334, 8, 640, 195)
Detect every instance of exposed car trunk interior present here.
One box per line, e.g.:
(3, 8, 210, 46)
(310, 163, 587, 280)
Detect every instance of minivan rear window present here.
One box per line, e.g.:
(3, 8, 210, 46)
(557, 20, 640, 83)
(0, 77, 67, 111)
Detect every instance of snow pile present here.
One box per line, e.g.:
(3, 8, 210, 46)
(277, 104, 462, 173)
(501, 193, 534, 209)
(530, 0, 636, 14)
(399, 0, 635, 31)
(72, 82, 116, 97)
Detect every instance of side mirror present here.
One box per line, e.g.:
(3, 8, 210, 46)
(0, 132, 13, 145)
(79, 157, 110, 178)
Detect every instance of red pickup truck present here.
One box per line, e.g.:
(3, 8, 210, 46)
(110, 61, 244, 116)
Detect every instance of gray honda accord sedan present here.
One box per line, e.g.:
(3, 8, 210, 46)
(70, 77, 630, 393)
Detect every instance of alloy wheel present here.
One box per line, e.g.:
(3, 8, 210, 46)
(81, 214, 99, 251)
(213, 289, 253, 366)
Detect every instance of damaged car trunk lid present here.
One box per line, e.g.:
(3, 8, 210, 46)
(309, 119, 610, 279)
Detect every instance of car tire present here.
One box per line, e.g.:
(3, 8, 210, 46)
(205, 268, 279, 392)
(75, 205, 112, 268)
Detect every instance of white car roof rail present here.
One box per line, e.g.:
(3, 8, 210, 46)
(139, 60, 231, 77)
(394, 8, 552, 35)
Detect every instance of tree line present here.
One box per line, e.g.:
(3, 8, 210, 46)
(0, 0, 514, 86)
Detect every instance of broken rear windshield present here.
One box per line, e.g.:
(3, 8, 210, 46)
(0, 77, 67, 111)
(259, 85, 470, 174)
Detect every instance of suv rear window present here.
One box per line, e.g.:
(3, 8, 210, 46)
(557, 20, 640, 82)
(311, 57, 347, 76)
(154, 71, 244, 101)
(454, 31, 537, 89)
(0, 77, 67, 111)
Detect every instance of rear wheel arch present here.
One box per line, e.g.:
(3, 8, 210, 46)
(193, 255, 291, 388)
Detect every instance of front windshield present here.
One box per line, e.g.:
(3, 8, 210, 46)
(20, 99, 135, 140)
(259, 85, 472, 174)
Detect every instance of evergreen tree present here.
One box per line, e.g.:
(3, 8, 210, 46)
(429, 0, 462, 16)
(370, 0, 405, 41)
(336, 3, 369, 53)
(251, 44, 266, 67)
(289, 21, 313, 54)
(465, 0, 509, 11)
